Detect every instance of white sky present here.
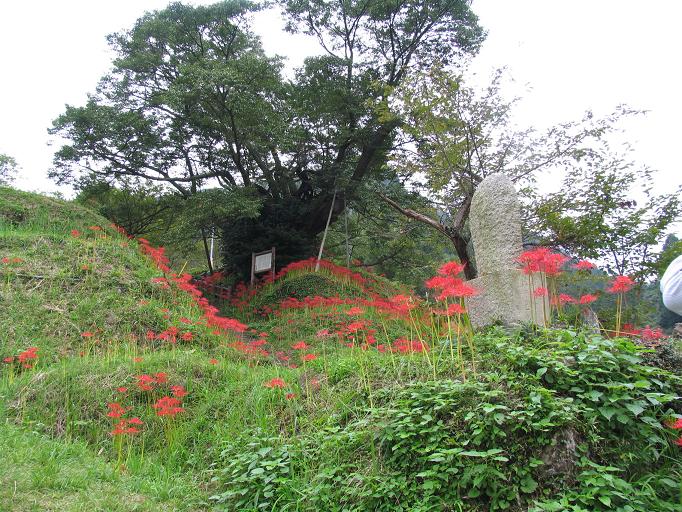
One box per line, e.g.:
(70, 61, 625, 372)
(1, 0, 680, 232)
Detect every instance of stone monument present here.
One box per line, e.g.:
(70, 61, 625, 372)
(465, 173, 545, 328)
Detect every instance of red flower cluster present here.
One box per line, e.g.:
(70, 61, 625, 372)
(666, 418, 682, 447)
(573, 260, 595, 271)
(107, 402, 131, 418)
(152, 396, 185, 417)
(392, 337, 428, 354)
(13, 347, 39, 369)
(111, 417, 143, 436)
(136, 372, 168, 391)
(606, 275, 634, 294)
(518, 248, 569, 277)
(425, 261, 476, 301)
(277, 257, 368, 288)
(264, 377, 286, 389)
(138, 238, 171, 273)
(1, 257, 23, 264)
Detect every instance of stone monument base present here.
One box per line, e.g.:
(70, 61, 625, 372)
(465, 270, 547, 329)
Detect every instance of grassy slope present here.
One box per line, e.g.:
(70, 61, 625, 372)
(1, 187, 681, 512)
(0, 187, 382, 510)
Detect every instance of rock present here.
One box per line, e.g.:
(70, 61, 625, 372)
(538, 427, 582, 481)
(465, 174, 546, 328)
(673, 323, 682, 338)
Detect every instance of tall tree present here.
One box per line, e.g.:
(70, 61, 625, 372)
(49, 0, 483, 275)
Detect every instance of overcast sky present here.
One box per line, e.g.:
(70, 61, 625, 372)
(1, 0, 680, 231)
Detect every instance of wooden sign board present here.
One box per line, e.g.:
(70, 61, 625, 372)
(251, 247, 276, 286)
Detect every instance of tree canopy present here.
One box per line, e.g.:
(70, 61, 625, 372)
(50, 0, 484, 273)
(381, 64, 681, 279)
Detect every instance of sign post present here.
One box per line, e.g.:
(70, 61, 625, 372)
(251, 247, 276, 287)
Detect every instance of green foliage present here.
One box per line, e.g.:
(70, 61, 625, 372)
(49, 0, 483, 268)
(497, 330, 681, 432)
(532, 164, 682, 279)
(0, 153, 18, 185)
(76, 180, 174, 237)
(531, 460, 681, 512)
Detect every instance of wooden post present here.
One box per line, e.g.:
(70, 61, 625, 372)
(250, 251, 256, 287)
(316, 190, 337, 272)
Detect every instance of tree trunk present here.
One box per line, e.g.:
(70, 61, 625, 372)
(377, 192, 477, 279)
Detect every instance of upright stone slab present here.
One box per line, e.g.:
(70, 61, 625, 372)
(465, 174, 544, 328)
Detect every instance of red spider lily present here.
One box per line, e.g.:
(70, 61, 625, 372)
(70, 229, 81, 237)
(551, 294, 576, 306)
(543, 253, 570, 276)
(426, 275, 476, 300)
(264, 377, 286, 389)
(81, 331, 94, 338)
(107, 402, 128, 418)
(111, 224, 129, 236)
(425, 275, 452, 290)
(181, 332, 193, 342)
(17, 347, 38, 362)
(179, 317, 191, 324)
(518, 247, 551, 274)
(133, 357, 143, 363)
(0, 257, 8, 264)
(437, 281, 476, 300)
(433, 303, 467, 316)
(607, 275, 634, 294)
(676, 437, 682, 447)
(641, 326, 665, 342)
(667, 418, 682, 429)
(292, 341, 309, 350)
(346, 321, 367, 333)
(88, 225, 103, 231)
(285, 393, 296, 400)
(573, 260, 595, 271)
(392, 337, 428, 354)
(111, 418, 143, 436)
(154, 372, 168, 384)
(116, 387, 128, 393)
(152, 396, 185, 417)
(578, 294, 598, 305)
(136, 374, 156, 391)
(170, 385, 188, 398)
(302, 353, 317, 362)
(17, 347, 38, 368)
(345, 306, 364, 316)
(3, 357, 13, 363)
(316, 329, 331, 338)
(518, 247, 568, 276)
(437, 261, 466, 277)
(621, 323, 641, 337)
(533, 287, 549, 298)
(145, 331, 156, 341)
(209, 358, 219, 365)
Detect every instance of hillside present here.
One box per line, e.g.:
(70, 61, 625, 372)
(1, 187, 681, 511)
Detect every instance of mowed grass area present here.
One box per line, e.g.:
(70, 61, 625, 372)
(1, 186, 681, 511)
